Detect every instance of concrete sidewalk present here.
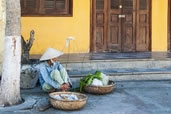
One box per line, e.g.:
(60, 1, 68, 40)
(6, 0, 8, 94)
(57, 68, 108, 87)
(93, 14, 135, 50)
(1, 80, 171, 114)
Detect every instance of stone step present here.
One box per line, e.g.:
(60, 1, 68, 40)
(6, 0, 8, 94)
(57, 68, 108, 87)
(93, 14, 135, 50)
(66, 67, 171, 75)
(30, 53, 171, 81)
(61, 60, 171, 81)
(62, 59, 171, 69)
(70, 71, 171, 81)
(61, 59, 171, 75)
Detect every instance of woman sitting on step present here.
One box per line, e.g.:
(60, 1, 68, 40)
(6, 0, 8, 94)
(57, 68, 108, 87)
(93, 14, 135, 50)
(37, 48, 72, 92)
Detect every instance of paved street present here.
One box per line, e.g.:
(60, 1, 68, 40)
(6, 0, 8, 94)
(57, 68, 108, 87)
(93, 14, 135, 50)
(0, 80, 171, 114)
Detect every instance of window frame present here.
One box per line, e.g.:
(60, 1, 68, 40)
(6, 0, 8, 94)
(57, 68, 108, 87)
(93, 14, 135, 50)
(21, 0, 73, 17)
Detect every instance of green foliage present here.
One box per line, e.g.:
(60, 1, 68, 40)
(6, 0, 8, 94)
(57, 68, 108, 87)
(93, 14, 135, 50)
(79, 71, 102, 92)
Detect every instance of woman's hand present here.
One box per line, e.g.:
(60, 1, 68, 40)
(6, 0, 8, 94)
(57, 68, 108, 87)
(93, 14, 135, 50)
(60, 83, 70, 91)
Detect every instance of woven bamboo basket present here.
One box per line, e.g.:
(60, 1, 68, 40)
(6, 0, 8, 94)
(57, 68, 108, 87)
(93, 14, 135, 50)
(49, 92, 87, 110)
(83, 80, 115, 94)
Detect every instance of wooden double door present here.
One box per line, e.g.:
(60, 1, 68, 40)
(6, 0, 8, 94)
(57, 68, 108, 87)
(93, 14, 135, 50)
(91, 0, 151, 52)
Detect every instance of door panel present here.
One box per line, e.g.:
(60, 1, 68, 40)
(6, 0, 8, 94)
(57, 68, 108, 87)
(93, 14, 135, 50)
(121, 0, 135, 52)
(91, 0, 151, 52)
(96, 27, 104, 50)
(136, 0, 150, 51)
(92, 0, 108, 52)
(108, 0, 122, 52)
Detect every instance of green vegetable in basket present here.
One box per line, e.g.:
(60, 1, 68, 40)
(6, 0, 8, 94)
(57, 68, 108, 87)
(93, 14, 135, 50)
(85, 76, 93, 86)
(79, 71, 102, 92)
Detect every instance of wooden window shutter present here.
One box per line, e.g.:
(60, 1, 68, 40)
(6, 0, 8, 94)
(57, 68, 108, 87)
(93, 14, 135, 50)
(21, 0, 24, 9)
(21, 0, 39, 16)
(21, 0, 72, 16)
(42, 0, 71, 15)
(44, 0, 55, 9)
(56, 0, 66, 10)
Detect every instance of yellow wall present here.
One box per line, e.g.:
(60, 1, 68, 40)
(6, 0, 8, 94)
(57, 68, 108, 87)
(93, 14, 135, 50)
(22, 0, 169, 54)
(152, 0, 168, 51)
(21, 0, 90, 54)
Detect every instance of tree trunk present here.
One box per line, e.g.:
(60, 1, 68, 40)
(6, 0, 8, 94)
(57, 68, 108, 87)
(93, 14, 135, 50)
(21, 30, 35, 64)
(0, 0, 6, 77)
(0, 0, 22, 106)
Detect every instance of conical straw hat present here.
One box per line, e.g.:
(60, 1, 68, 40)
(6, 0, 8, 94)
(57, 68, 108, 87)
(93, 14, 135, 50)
(40, 48, 64, 61)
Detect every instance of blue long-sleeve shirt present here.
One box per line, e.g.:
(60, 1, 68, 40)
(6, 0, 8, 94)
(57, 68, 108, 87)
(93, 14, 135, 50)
(37, 61, 72, 89)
